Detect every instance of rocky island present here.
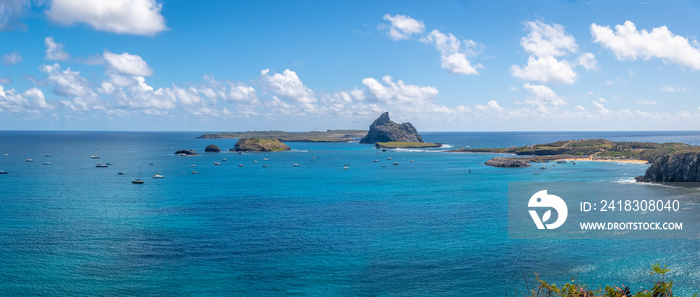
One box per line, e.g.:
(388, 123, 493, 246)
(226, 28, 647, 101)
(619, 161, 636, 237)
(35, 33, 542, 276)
(359, 112, 441, 148)
(174, 149, 198, 156)
(451, 139, 690, 168)
(231, 138, 291, 152)
(635, 149, 700, 183)
(205, 144, 220, 152)
(197, 130, 366, 142)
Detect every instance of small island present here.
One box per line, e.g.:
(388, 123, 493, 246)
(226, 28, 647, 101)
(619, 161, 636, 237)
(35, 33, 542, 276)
(204, 144, 221, 152)
(231, 138, 291, 152)
(359, 112, 440, 148)
(198, 130, 366, 142)
(175, 149, 199, 156)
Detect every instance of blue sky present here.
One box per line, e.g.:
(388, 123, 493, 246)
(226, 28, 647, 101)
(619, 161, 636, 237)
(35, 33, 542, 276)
(2, 0, 700, 131)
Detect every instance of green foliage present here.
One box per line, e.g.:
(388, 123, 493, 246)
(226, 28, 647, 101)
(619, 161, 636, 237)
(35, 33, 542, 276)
(511, 264, 691, 297)
(453, 139, 696, 162)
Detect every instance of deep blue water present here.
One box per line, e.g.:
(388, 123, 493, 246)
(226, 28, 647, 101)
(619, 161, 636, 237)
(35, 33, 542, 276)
(0, 131, 698, 296)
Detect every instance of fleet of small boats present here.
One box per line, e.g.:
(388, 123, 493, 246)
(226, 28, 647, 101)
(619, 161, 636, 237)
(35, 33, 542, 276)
(4, 147, 430, 185)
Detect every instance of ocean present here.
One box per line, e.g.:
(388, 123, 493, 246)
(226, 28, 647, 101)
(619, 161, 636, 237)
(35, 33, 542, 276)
(0, 131, 698, 296)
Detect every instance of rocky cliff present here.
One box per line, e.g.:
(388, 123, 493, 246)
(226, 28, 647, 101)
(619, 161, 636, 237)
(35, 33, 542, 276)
(636, 151, 700, 183)
(484, 157, 532, 168)
(359, 112, 424, 144)
(231, 138, 291, 152)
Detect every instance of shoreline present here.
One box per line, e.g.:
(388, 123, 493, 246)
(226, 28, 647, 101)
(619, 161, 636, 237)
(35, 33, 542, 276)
(561, 157, 649, 164)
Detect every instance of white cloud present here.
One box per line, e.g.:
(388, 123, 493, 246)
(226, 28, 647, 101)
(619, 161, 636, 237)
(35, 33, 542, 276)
(40, 63, 95, 98)
(228, 84, 258, 103)
(636, 100, 657, 105)
(659, 85, 689, 93)
(474, 100, 502, 112)
(593, 98, 610, 115)
(46, 0, 167, 36)
(0, 85, 28, 112)
(382, 14, 425, 40)
(114, 76, 176, 110)
(103, 51, 154, 76)
(420, 29, 480, 75)
(0, 85, 52, 113)
(0, 0, 28, 31)
(22, 87, 51, 109)
(260, 69, 316, 105)
(45, 37, 70, 61)
(511, 56, 578, 85)
(576, 53, 598, 71)
(3, 51, 22, 65)
(362, 76, 438, 103)
(521, 20, 578, 57)
(173, 86, 204, 106)
(512, 20, 591, 85)
(522, 83, 566, 107)
(591, 21, 700, 70)
(0, 77, 11, 84)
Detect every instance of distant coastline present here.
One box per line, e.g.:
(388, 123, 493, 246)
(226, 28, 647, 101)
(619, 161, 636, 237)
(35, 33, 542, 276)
(196, 130, 367, 142)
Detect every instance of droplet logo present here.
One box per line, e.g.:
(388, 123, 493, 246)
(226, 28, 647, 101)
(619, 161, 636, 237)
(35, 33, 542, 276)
(528, 190, 568, 230)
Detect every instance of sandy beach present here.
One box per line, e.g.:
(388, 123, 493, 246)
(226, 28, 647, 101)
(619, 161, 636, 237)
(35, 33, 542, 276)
(564, 157, 649, 164)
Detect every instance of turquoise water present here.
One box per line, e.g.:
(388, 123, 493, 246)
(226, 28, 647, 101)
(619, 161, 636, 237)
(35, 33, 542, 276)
(0, 131, 698, 296)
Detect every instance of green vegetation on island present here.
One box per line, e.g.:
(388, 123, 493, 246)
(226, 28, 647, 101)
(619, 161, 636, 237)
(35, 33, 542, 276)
(198, 130, 367, 142)
(231, 138, 291, 152)
(518, 263, 694, 297)
(375, 141, 442, 149)
(450, 139, 692, 162)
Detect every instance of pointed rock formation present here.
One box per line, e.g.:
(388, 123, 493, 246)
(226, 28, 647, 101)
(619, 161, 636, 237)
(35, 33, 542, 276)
(359, 112, 424, 144)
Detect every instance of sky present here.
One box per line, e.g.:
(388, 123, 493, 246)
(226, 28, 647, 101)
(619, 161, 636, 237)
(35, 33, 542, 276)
(2, 0, 700, 131)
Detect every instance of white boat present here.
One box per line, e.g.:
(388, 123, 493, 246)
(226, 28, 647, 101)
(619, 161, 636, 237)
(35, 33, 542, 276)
(214, 162, 222, 165)
(189, 164, 197, 167)
(26, 158, 33, 162)
(387, 157, 392, 160)
(238, 164, 244, 167)
(292, 163, 300, 167)
(343, 166, 349, 170)
(95, 163, 108, 167)
(153, 166, 164, 178)
(263, 158, 270, 161)
(393, 162, 399, 165)
(0, 170, 7, 174)
(192, 171, 199, 174)
(262, 165, 269, 168)
(91, 156, 100, 159)
(222, 158, 228, 162)
(373, 159, 379, 162)
(43, 162, 52, 165)
(45, 154, 51, 157)
(253, 160, 259, 163)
